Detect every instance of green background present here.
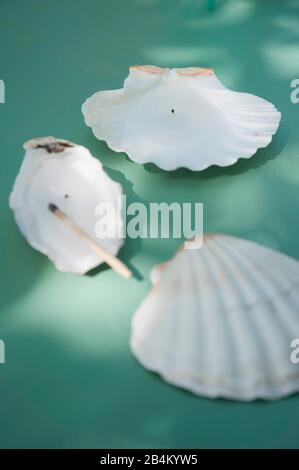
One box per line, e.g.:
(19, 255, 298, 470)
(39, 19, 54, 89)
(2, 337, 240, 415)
(0, 0, 299, 449)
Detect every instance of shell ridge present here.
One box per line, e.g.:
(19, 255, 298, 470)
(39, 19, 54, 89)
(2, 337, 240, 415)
(131, 256, 188, 360)
(170, 250, 203, 373)
(194, 243, 239, 385)
(202, 237, 246, 388)
(209, 237, 291, 397)
(210, 237, 288, 397)
(216, 237, 296, 395)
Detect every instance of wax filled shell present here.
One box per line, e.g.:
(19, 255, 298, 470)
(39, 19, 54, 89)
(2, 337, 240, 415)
(82, 66, 281, 171)
(130, 235, 299, 401)
(9, 137, 124, 274)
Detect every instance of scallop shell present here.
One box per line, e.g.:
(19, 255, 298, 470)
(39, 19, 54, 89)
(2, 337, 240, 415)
(9, 137, 124, 274)
(82, 66, 281, 171)
(130, 235, 299, 400)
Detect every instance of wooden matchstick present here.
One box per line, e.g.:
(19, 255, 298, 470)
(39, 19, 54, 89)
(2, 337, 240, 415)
(48, 203, 132, 279)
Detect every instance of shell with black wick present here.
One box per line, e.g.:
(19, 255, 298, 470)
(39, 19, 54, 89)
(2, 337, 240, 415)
(9, 137, 124, 274)
(82, 65, 281, 171)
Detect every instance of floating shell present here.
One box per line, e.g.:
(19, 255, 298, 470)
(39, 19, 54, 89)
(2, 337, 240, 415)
(82, 65, 281, 171)
(9, 137, 124, 274)
(130, 235, 299, 400)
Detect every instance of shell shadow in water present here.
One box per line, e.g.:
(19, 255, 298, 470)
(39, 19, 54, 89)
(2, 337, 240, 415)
(87, 166, 143, 280)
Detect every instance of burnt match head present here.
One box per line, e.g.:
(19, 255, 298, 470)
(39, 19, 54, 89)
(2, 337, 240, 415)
(48, 203, 58, 213)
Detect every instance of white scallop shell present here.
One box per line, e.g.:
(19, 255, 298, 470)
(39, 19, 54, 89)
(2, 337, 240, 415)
(9, 137, 124, 274)
(82, 66, 281, 171)
(130, 235, 299, 400)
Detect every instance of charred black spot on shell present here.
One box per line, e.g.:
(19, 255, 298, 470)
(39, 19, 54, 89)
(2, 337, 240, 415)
(171, 109, 175, 114)
(36, 141, 74, 154)
(48, 203, 58, 213)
